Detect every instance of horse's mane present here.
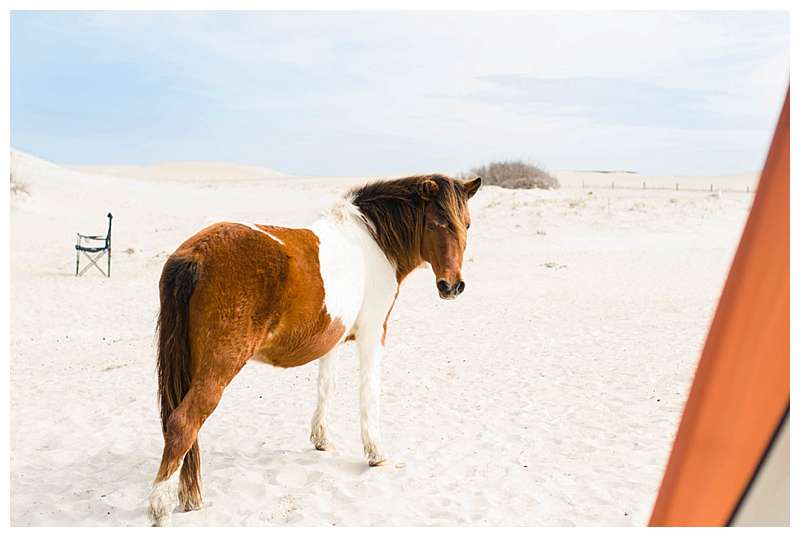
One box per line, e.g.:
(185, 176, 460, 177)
(349, 174, 469, 281)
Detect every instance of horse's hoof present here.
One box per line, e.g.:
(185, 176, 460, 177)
(311, 434, 336, 451)
(149, 512, 172, 527)
(368, 456, 388, 467)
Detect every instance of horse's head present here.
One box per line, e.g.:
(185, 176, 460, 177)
(418, 176, 481, 300)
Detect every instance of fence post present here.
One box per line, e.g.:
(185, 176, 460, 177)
(710, 184, 714, 192)
(582, 179, 585, 189)
(612, 181, 615, 190)
(747, 185, 750, 193)
(643, 181, 646, 190)
(676, 183, 679, 191)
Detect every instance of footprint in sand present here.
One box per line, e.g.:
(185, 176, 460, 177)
(266, 495, 299, 524)
(304, 470, 324, 486)
(268, 467, 310, 489)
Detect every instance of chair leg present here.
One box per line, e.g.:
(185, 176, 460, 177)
(76, 250, 80, 277)
(107, 249, 111, 278)
(79, 251, 108, 277)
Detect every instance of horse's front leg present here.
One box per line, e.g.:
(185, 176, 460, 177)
(357, 330, 388, 466)
(310, 348, 338, 451)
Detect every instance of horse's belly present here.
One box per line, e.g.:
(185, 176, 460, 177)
(252, 316, 347, 368)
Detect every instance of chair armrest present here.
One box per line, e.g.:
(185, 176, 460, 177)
(77, 234, 106, 240)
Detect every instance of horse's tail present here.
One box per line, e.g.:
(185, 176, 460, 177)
(155, 254, 201, 501)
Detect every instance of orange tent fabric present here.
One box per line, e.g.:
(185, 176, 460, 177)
(649, 91, 790, 526)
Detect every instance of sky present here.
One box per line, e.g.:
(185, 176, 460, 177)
(10, 11, 789, 176)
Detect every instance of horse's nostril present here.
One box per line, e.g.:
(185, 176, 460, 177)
(437, 280, 450, 294)
(455, 280, 465, 295)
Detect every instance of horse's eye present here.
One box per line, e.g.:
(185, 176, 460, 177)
(466, 223, 471, 230)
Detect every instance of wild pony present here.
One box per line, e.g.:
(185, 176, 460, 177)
(148, 174, 481, 525)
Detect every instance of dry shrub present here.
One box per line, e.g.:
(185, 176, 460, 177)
(10, 172, 30, 196)
(466, 160, 559, 190)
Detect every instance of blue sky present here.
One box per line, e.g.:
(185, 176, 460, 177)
(11, 11, 789, 176)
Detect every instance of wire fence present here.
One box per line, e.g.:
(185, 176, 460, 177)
(577, 179, 755, 194)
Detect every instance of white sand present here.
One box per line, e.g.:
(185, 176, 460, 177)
(9, 149, 754, 526)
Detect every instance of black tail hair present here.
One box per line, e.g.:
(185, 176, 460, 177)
(155, 255, 201, 503)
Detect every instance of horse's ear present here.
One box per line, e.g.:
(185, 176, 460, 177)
(419, 179, 439, 201)
(464, 176, 482, 199)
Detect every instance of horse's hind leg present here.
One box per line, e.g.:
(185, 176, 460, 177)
(148, 381, 223, 525)
(310, 348, 338, 451)
(148, 360, 244, 526)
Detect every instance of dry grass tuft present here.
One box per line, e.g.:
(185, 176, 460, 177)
(464, 160, 559, 190)
(10, 172, 30, 196)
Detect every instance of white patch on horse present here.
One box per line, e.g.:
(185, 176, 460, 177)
(148, 461, 182, 527)
(309, 202, 368, 335)
(233, 222, 285, 245)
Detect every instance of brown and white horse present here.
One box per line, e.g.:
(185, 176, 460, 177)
(147, 174, 481, 525)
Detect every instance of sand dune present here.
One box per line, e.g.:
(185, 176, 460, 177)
(70, 161, 289, 183)
(10, 149, 753, 526)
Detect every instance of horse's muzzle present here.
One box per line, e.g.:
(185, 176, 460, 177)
(437, 279, 465, 300)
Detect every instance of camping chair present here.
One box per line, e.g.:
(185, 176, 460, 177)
(75, 213, 113, 277)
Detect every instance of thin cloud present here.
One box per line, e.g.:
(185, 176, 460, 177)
(437, 75, 763, 131)
(10, 11, 789, 176)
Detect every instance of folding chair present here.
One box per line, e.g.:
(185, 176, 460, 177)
(75, 213, 113, 277)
